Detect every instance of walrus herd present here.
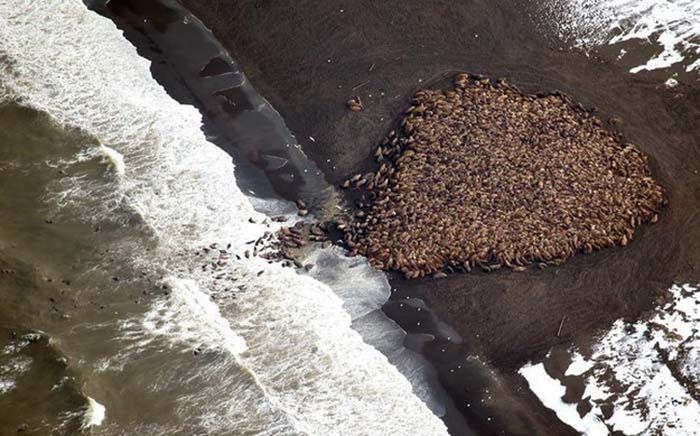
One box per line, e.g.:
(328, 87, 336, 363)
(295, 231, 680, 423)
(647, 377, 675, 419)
(340, 73, 666, 278)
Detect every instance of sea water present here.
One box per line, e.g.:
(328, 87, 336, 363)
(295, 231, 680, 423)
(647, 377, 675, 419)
(0, 1, 448, 434)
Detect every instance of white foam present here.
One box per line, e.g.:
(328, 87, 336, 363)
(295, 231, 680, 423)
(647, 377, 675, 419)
(0, 1, 448, 434)
(304, 245, 449, 417)
(99, 144, 126, 176)
(0, 378, 15, 394)
(81, 396, 106, 429)
(0, 355, 32, 395)
(541, 0, 700, 74)
(304, 245, 391, 320)
(142, 278, 248, 355)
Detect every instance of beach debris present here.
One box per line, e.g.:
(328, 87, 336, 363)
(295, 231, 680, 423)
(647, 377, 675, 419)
(352, 81, 370, 91)
(557, 316, 568, 337)
(339, 73, 666, 278)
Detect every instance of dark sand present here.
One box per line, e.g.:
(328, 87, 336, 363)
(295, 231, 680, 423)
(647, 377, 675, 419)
(180, 0, 700, 433)
(102, 0, 700, 434)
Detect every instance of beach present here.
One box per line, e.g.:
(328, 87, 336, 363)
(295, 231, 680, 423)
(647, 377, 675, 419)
(1, 1, 451, 434)
(176, 0, 700, 433)
(1, 0, 700, 434)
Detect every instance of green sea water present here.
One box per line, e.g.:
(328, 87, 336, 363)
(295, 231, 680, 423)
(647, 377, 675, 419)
(0, 103, 95, 434)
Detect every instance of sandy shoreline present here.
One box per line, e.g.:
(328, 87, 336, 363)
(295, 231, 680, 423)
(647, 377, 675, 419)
(98, 0, 700, 434)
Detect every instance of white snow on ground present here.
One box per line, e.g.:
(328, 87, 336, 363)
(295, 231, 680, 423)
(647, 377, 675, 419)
(519, 364, 609, 435)
(521, 283, 700, 435)
(540, 0, 700, 75)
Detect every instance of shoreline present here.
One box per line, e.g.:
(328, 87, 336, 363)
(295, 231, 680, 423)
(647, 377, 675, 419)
(4, 1, 457, 432)
(179, 0, 700, 353)
(179, 0, 700, 433)
(91, 1, 476, 434)
(96, 0, 700, 434)
(89, 0, 332, 208)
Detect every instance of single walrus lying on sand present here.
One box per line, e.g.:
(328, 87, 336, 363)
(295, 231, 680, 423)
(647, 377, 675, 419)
(340, 73, 666, 278)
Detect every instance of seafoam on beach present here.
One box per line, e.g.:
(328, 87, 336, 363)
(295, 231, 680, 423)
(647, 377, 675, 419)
(81, 397, 106, 430)
(0, 0, 449, 434)
(538, 0, 700, 75)
(521, 283, 700, 435)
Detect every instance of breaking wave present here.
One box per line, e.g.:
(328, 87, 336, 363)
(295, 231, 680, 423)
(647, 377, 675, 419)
(0, 0, 448, 434)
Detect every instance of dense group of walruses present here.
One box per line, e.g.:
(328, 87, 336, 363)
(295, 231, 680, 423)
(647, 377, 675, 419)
(339, 73, 666, 278)
(262, 200, 330, 270)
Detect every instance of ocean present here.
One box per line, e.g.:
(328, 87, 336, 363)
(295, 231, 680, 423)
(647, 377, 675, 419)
(2, 0, 700, 435)
(0, 0, 448, 434)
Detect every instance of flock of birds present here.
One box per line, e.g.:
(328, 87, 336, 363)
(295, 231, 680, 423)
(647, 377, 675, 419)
(337, 73, 666, 278)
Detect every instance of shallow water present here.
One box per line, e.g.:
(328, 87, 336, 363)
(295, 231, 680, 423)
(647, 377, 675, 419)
(178, 0, 700, 434)
(0, 103, 109, 434)
(0, 0, 451, 434)
(3, 0, 700, 434)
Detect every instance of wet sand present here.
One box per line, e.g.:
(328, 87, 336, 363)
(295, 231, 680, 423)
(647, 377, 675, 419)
(179, 0, 700, 433)
(99, 0, 700, 433)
